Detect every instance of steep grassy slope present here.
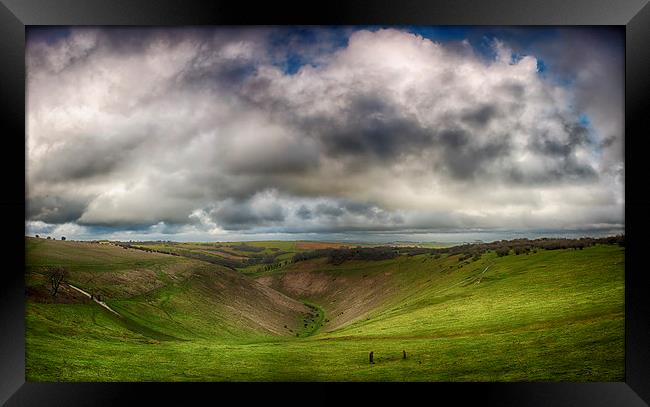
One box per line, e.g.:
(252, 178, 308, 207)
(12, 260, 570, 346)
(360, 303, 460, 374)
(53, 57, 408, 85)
(107, 266, 313, 340)
(252, 245, 624, 381)
(26, 238, 624, 381)
(325, 246, 623, 339)
(255, 246, 624, 341)
(256, 257, 410, 330)
(26, 238, 197, 298)
(26, 237, 312, 341)
(255, 252, 492, 331)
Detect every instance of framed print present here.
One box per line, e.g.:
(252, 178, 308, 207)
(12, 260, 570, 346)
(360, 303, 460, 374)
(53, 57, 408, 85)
(2, 0, 650, 405)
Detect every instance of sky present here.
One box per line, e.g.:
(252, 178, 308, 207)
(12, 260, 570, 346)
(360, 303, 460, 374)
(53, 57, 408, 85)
(25, 26, 624, 243)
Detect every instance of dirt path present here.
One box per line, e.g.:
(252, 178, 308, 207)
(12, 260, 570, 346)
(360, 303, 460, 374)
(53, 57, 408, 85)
(67, 283, 121, 317)
(475, 264, 491, 284)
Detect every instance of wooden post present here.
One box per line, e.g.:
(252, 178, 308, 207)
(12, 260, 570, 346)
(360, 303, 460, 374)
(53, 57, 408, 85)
(369, 351, 374, 364)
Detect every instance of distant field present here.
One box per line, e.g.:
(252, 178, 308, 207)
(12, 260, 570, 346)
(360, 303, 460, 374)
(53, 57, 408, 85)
(414, 242, 462, 248)
(294, 241, 352, 250)
(26, 237, 624, 381)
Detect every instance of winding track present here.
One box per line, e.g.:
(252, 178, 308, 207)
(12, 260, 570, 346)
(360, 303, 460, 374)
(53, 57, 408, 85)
(67, 283, 121, 317)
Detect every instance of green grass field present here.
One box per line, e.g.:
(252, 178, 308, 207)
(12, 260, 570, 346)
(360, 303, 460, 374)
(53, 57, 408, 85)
(25, 237, 624, 381)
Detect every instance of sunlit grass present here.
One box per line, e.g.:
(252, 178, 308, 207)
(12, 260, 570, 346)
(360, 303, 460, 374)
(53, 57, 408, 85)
(26, 241, 624, 381)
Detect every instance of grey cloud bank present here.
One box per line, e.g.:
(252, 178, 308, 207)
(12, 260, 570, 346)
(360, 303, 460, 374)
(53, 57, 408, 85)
(26, 27, 624, 241)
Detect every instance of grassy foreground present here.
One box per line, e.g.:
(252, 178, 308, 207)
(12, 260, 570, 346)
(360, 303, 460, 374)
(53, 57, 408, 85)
(25, 238, 624, 381)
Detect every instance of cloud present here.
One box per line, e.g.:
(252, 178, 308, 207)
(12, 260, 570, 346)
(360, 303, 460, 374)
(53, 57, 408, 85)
(207, 190, 287, 230)
(25, 27, 624, 240)
(241, 29, 602, 186)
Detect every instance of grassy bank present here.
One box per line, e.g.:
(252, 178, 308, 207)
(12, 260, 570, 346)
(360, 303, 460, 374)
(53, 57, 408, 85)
(26, 238, 624, 381)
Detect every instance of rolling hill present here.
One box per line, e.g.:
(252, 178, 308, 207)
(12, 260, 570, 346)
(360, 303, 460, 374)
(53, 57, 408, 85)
(25, 237, 624, 381)
(26, 238, 313, 341)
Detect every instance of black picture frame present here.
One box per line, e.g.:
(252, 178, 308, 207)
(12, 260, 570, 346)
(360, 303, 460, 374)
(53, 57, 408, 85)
(2, 0, 649, 405)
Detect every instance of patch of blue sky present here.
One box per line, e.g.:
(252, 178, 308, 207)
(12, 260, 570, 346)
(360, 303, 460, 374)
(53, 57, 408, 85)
(576, 113, 606, 158)
(27, 26, 72, 45)
(398, 25, 473, 42)
(267, 26, 352, 75)
(268, 25, 535, 75)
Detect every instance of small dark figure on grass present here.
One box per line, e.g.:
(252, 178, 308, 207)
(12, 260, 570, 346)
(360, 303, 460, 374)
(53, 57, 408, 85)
(369, 351, 374, 364)
(403, 350, 407, 359)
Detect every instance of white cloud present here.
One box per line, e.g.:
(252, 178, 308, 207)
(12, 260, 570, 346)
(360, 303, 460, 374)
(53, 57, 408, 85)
(25, 27, 624, 239)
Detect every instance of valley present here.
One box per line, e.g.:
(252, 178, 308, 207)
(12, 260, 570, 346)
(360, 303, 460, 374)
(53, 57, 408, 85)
(25, 236, 625, 381)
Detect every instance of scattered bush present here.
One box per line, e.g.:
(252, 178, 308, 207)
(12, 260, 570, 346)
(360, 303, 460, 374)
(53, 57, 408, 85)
(292, 235, 623, 265)
(293, 247, 399, 265)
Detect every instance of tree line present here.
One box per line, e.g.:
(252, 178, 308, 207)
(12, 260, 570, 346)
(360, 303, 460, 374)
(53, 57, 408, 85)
(293, 246, 400, 265)
(291, 235, 625, 265)
(118, 243, 286, 271)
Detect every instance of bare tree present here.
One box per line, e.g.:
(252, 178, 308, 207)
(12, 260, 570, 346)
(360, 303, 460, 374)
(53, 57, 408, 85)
(47, 267, 68, 297)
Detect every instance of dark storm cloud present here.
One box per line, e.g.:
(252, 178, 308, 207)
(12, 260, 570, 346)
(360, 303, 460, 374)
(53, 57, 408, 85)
(342, 201, 375, 215)
(314, 203, 345, 217)
(461, 105, 500, 127)
(498, 81, 526, 98)
(208, 198, 286, 230)
(27, 195, 89, 224)
(318, 96, 432, 160)
(223, 138, 321, 175)
(287, 198, 405, 232)
(296, 205, 313, 220)
(529, 120, 590, 157)
(179, 57, 258, 91)
(518, 120, 597, 183)
(240, 83, 433, 167)
(432, 128, 512, 181)
(507, 159, 597, 185)
(32, 134, 144, 183)
(261, 205, 462, 234)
